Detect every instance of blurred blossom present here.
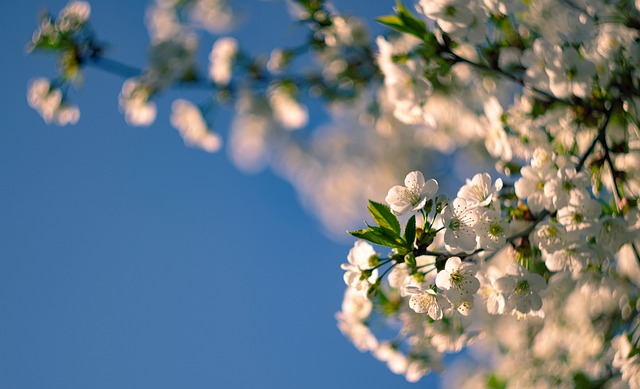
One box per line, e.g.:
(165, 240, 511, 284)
(146, 4, 182, 43)
(523, 0, 596, 44)
(376, 35, 433, 126)
(188, 0, 235, 33)
(317, 16, 368, 48)
(27, 78, 79, 126)
(170, 99, 222, 153)
(148, 34, 198, 89)
(267, 49, 289, 74)
(545, 46, 596, 99)
(271, 95, 446, 235)
(418, 0, 487, 44)
(56, 1, 90, 32)
(412, 94, 483, 154)
(147, 0, 235, 40)
(228, 91, 273, 173)
(336, 287, 378, 352)
(268, 85, 308, 130)
(118, 78, 156, 127)
(208, 37, 237, 86)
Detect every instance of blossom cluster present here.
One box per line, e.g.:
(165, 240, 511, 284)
(336, 0, 640, 383)
(27, 78, 79, 126)
(339, 168, 639, 385)
(338, 171, 544, 381)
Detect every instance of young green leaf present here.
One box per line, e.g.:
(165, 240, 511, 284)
(368, 225, 407, 248)
(376, 15, 417, 36)
(368, 200, 401, 234)
(395, 0, 427, 38)
(404, 252, 417, 271)
(377, 15, 403, 27)
(349, 227, 404, 248)
(404, 215, 416, 249)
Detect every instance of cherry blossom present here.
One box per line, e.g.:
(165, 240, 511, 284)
(385, 171, 439, 216)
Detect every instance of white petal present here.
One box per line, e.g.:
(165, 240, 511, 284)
(404, 171, 425, 191)
(528, 293, 542, 311)
(404, 285, 422, 295)
(422, 179, 439, 199)
(428, 302, 443, 320)
(527, 273, 546, 291)
(436, 270, 452, 289)
(495, 276, 516, 293)
(445, 257, 462, 272)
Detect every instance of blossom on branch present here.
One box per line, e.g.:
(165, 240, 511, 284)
(385, 171, 438, 216)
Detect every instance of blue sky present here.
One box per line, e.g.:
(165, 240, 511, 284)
(0, 1, 444, 388)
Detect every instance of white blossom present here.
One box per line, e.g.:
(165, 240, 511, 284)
(209, 37, 237, 85)
(440, 198, 479, 253)
(556, 192, 602, 241)
(118, 78, 156, 127)
(521, 38, 555, 92)
(336, 315, 378, 352)
(418, 0, 487, 44)
(613, 334, 640, 389)
(373, 343, 408, 374)
(514, 165, 555, 213)
(376, 36, 434, 125)
(497, 264, 546, 317)
(188, 0, 235, 34)
(477, 266, 508, 314)
(546, 46, 596, 99)
(27, 78, 80, 126)
(385, 171, 438, 216)
(170, 99, 222, 152)
(457, 173, 503, 209)
(341, 241, 379, 293)
(532, 219, 568, 254)
(56, 1, 90, 31)
(482, 97, 513, 161)
(544, 165, 590, 210)
(597, 216, 632, 256)
(435, 257, 480, 315)
(268, 86, 308, 130)
(475, 209, 509, 251)
(405, 285, 449, 320)
(545, 243, 599, 275)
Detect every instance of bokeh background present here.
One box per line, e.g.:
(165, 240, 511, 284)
(0, 1, 447, 388)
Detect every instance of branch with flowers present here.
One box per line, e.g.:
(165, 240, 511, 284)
(27, 0, 640, 386)
(335, 1, 640, 386)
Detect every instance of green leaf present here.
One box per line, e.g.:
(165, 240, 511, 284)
(377, 288, 402, 314)
(395, 0, 427, 38)
(404, 253, 417, 270)
(404, 215, 416, 248)
(377, 15, 403, 28)
(370, 226, 407, 248)
(376, 15, 417, 36)
(367, 282, 379, 298)
(486, 375, 506, 389)
(349, 228, 404, 248)
(368, 200, 401, 235)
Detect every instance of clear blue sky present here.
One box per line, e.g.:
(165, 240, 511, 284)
(0, 1, 443, 388)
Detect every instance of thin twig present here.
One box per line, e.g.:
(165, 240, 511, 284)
(577, 105, 614, 171)
(87, 56, 141, 78)
(444, 50, 584, 108)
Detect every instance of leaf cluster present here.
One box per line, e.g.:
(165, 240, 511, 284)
(349, 201, 417, 266)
